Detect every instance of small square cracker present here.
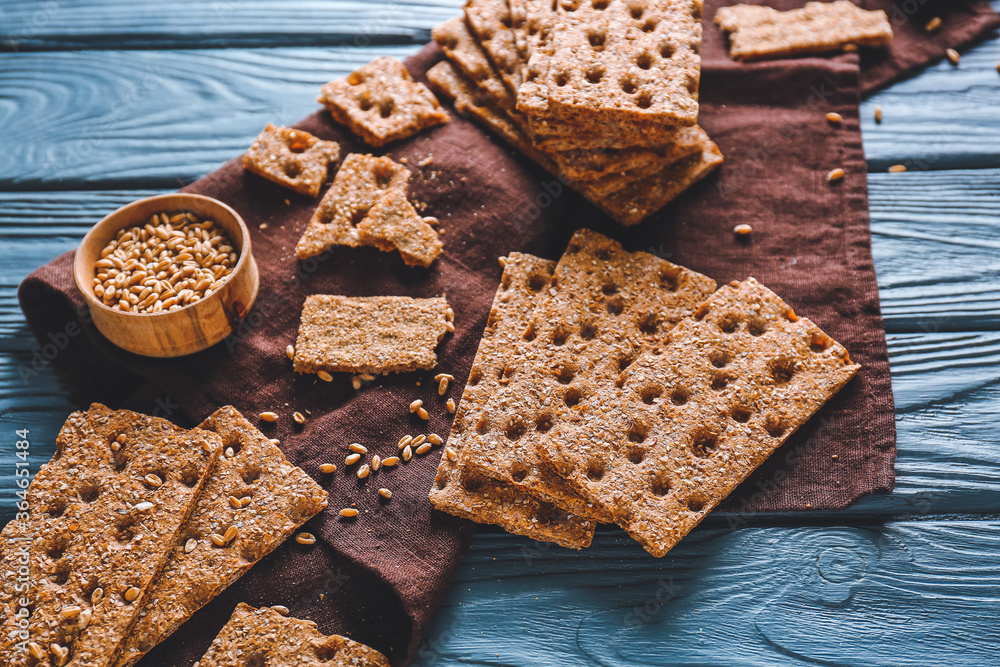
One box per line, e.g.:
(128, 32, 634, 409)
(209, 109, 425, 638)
(295, 153, 410, 259)
(114, 406, 329, 667)
(715, 1, 893, 62)
(242, 123, 340, 197)
(540, 278, 861, 557)
(317, 56, 450, 147)
(0, 404, 222, 667)
(194, 603, 389, 667)
(357, 187, 443, 268)
(293, 294, 452, 375)
(430, 252, 596, 549)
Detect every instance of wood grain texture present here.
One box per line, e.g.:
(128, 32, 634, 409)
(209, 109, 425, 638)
(1, 36, 999, 188)
(414, 526, 1000, 667)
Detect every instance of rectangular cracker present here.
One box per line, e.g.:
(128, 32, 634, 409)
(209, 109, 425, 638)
(242, 123, 340, 197)
(540, 278, 861, 557)
(430, 252, 596, 549)
(194, 603, 389, 667)
(549, 127, 707, 182)
(517, 0, 702, 127)
(357, 188, 443, 268)
(459, 229, 717, 523)
(317, 56, 449, 147)
(464, 0, 526, 95)
(295, 153, 411, 259)
(293, 294, 452, 375)
(0, 404, 222, 667)
(715, 1, 893, 61)
(433, 16, 518, 112)
(114, 406, 329, 667)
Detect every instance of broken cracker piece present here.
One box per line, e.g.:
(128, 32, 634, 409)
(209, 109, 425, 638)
(295, 153, 410, 259)
(242, 123, 341, 197)
(716, 1, 893, 62)
(541, 278, 860, 557)
(431, 252, 595, 548)
(0, 404, 222, 667)
(114, 406, 328, 667)
(357, 188, 443, 268)
(318, 56, 450, 147)
(293, 294, 452, 375)
(194, 603, 389, 667)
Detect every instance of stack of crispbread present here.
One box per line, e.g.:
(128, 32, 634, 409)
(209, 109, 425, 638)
(0, 404, 329, 667)
(430, 229, 860, 556)
(427, 0, 723, 225)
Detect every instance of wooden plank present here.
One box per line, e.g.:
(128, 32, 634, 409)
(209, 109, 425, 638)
(0, 0, 460, 51)
(1, 39, 999, 189)
(414, 524, 1000, 667)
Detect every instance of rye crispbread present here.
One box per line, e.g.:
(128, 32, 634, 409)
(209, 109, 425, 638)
(0, 404, 221, 667)
(549, 127, 708, 182)
(433, 16, 518, 112)
(293, 294, 452, 375)
(294, 153, 410, 259)
(114, 407, 328, 667)
(429, 253, 596, 549)
(540, 278, 860, 557)
(193, 603, 389, 667)
(317, 56, 449, 147)
(460, 229, 716, 522)
(356, 188, 443, 268)
(517, 0, 702, 127)
(242, 123, 341, 197)
(715, 1, 893, 62)
(464, 0, 526, 95)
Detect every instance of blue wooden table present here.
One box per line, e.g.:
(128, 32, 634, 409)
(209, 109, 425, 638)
(2, 2, 999, 665)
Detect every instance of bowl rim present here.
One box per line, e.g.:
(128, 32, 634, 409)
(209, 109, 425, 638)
(73, 193, 253, 319)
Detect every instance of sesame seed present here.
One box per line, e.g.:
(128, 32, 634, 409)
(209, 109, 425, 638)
(78, 608, 93, 630)
(286, 345, 295, 361)
(111, 441, 121, 451)
(259, 411, 278, 423)
(427, 433, 443, 445)
(202, 440, 216, 452)
(446, 447, 459, 462)
(184, 538, 198, 553)
(382, 456, 399, 467)
(371, 455, 382, 471)
(59, 605, 82, 620)
(144, 473, 163, 488)
(339, 508, 359, 518)
(225, 447, 235, 458)
(827, 168, 846, 183)
(229, 496, 242, 509)
(134, 501, 154, 512)
(210, 533, 227, 547)
(379, 488, 393, 499)
(498, 256, 508, 267)
(345, 453, 361, 465)
(874, 105, 882, 123)
(124, 586, 141, 603)
(446, 398, 456, 413)
(317, 370, 334, 382)
(319, 463, 337, 473)
(733, 224, 753, 236)
(416, 443, 432, 455)
(271, 605, 290, 616)
(888, 164, 907, 173)
(825, 112, 843, 124)
(50, 644, 69, 666)
(240, 496, 252, 507)
(92, 588, 104, 604)
(295, 532, 317, 545)
(293, 411, 305, 425)
(409, 399, 423, 413)
(402, 445, 413, 461)
(357, 464, 370, 479)
(946, 48, 960, 65)
(925, 16, 941, 32)
(116, 434, 127, 444)
(417, 407, 430, 420)
(28, 643, 45, 660)
(398, 435, 413, 449)
(349, 443, 367, 454)
(269, 438, 280, 446)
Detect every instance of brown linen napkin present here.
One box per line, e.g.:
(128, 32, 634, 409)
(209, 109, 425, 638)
(16, 3, 998, 664)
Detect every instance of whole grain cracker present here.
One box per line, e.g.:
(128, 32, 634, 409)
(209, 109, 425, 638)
(294, 153, 410, 259)
(433, 16, 518, 112)
(465, 0, 528, 96)
(0, 404, 222, 667)
(193, 603, 389, 667)
(114, 407, 328, 667)
(430, 253, 596, 548)
(241, 123, 341, 197)
(317, 56, 449, 147)
(540, 278, 860, 557)
(549, 126, 708, 182)
(460, 229, 716, 522)
(356, 188, 443, 268)
(293, 295, 452, 375)
(715, 1, 893, 62)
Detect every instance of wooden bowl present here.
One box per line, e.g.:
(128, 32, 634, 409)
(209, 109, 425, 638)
(74, 193, 259, 358)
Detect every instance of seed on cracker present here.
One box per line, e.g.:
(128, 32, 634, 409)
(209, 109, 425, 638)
(356, 188, 443, 268)
(715, 1, 893, 61)
(317, 56, 449, 147)
(242, 123, 340, 198)
(293, 294, 452, 376)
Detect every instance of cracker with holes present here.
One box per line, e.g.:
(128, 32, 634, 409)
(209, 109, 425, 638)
(114, 406, 328, 667)
(317, 56, 450, 147)
(460, 229, 716, 522)
(242, 123, 341, 197)
(429, 253, 597, 549)
(195, 603, 390, 667)
(540, 278, 860, 557)
(356, 188, 443, 268)
(715, 1, 892, 61)
(465, 0, 526, 95)
(295, 153, 410, 259)
(433, 16, 518, 112)
(0, 404, 222, 667)
(293, 294, 453, 375)
(517, 0, 703, 128)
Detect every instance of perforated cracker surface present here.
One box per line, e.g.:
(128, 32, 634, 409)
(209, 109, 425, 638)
(242, 123, 341, 197)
